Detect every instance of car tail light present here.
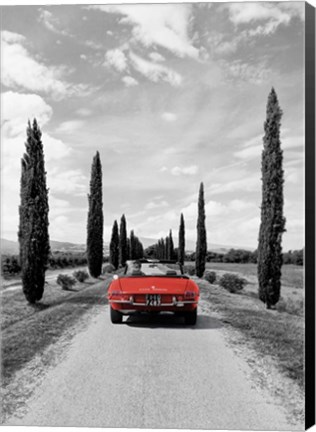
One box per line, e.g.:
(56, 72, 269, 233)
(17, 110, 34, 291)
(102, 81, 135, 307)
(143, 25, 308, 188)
(108, 290, 122, 299)
(184, 291, 195, 299)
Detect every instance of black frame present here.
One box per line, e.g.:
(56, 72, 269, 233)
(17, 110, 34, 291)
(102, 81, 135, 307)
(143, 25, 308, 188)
(305, 2, 315, 429)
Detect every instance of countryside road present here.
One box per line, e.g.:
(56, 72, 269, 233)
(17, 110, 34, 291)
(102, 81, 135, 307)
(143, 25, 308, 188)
(6, 297, 297, 430)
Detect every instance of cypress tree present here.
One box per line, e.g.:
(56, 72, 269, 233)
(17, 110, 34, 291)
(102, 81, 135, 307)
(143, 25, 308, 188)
(178, 213, 185, 265)
(87, 151, 103, 277)
(195, 182, 207, 277)
(110, 220, 119, 269)
(130, 230, 136, 259)
(169, 229, 174, 260)
(119, 214, 128, 266)
(18, 119, 50, 304)
(258, 88, 286, 308)
(165, 236, 170, 260)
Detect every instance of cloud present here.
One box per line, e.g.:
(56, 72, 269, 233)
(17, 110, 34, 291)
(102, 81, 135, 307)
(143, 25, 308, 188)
(2, 91, 53, 137)
(76, 108, 92, 117)
(39, 9, 72, 37)
(122, 75, 138, 87)
(89, 4, 199, 59)
(145, 200, 169, 210)
(149, 52, 165, 62)
(129, 52, 182, 86)
(55, 120, 85, 134)
(171, 165, 198, 176)
(225, 3, 303, 35)
(221, 59, 270, 85)
(161, 112, 177, 122)
(1, 31, 89, 100)
(1, 30, 25, 43)
(209, 174, 260, 195)
(104, 49, 128, 72)
(47, 168, 87, 196)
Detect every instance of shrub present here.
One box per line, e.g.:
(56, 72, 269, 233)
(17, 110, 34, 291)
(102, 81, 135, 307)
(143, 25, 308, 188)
(204, 271, 216, 284)
(57, 274, 76, 290)
(276, 297, 303, 316)
(183, 265, 195, 276)
(102, 263, 116, 274)
(219, 273, 245, 293)
(73, 270, 89, 283)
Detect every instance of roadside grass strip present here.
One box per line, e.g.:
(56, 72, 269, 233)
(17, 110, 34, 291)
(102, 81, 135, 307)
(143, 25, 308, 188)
(198, 271, 304, 390)
(1, 275, 112, 389)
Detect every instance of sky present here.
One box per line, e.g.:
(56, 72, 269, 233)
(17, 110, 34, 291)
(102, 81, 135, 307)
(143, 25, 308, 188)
(1, 1, 305, 251)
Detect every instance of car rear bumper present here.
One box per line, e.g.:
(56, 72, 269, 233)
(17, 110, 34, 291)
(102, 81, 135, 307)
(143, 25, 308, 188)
(109, 297, 198, 313)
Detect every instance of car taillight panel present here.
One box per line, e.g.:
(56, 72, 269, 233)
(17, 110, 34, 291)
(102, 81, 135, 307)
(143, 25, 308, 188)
(184, 291, 196, 299)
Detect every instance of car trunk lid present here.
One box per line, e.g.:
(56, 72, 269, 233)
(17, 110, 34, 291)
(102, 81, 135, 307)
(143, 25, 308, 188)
(119, 276, 189, 295)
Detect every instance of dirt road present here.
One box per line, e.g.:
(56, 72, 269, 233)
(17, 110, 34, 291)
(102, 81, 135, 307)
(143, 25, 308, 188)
(4, 295, 300, 431)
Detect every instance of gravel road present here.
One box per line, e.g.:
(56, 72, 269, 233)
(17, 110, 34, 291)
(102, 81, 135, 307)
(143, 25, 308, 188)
(5, 301, 299, 430)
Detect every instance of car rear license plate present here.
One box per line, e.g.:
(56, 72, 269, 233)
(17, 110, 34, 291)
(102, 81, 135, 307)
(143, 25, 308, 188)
(146, 294, 161, 306)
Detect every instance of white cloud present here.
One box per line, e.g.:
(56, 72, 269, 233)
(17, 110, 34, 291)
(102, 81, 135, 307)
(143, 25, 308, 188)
(161, 112, 177, 122)
(90, 4, 199, 59)
(104, 49, 128, 72)
(1, 30, 25, 44)
(44, 135, 73, 161)
(122, 76, 139, 87)
(76, 108, 92, 117)
(2, 91, 52, 137)
(209, 174, 260, 195)
(171, 165, 198, 176)
(47, 168, 87, 196)
(55, 120, 85, 134)
(39, 9, 71, 37)
(145, 200, 169, 210)
(1, 31, 88, 100)
(222, 59, 270, 85)
(149, 52, 165, 62)
(130, 52, 182, 86)
(225, 3, 303, 35)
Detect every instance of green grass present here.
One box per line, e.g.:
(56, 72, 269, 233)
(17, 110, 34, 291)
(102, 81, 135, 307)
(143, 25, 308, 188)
(197, 263, 304, 390)
(1, 274, 112, 388)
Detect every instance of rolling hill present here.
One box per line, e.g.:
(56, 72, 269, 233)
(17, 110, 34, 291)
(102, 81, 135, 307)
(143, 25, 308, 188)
(1, 237, 254, 256)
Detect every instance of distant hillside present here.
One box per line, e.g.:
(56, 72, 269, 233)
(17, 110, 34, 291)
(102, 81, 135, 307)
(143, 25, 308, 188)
(1, 237, 254, 256)
(1, 239, 86, 255)
(137, 236, 254, 254)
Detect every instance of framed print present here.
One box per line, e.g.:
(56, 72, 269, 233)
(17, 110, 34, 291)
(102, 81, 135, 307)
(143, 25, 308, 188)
(1, 1, 315, 431)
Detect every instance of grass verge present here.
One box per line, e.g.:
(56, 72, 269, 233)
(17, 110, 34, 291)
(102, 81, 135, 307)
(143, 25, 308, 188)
(197, 275, 304, 390)
(1, 274, 112, 389)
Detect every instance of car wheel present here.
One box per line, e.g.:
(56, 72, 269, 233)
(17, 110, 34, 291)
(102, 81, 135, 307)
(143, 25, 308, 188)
(110, 307, 123, 324)
(184, 309, 197, 325)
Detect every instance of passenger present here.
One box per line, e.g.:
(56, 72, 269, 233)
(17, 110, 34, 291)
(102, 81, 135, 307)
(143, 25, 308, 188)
(130, 260, 144, 275)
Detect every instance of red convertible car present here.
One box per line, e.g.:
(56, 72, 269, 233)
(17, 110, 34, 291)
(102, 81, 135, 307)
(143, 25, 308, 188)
(107, 259, 199, 325)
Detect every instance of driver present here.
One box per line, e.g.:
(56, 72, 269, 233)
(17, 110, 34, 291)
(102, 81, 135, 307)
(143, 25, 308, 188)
(130, 260, 144, 275)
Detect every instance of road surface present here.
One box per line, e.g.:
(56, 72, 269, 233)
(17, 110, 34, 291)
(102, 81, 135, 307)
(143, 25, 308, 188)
(6, 302, 299, 430)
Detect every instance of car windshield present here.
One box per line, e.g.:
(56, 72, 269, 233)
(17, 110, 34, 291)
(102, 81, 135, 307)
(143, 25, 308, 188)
(125, 261, 182, 276)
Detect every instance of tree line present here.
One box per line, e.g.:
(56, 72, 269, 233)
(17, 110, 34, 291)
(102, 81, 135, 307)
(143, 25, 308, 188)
(17, 88, 296, 309)
(108, 216, 144, 270)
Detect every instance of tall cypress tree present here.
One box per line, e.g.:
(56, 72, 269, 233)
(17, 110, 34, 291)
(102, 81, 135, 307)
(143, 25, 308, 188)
(110, 220, 119, 269)
(169, 229, 174, 260)
(87, 151, 103, 277)
(130, 230, 136, 259)
(165, 236, 170, 260)
(119, 214, 128, 267)
(258, 88, 286, 308)
(178, 213, 185, 265)
(19, 119, 50, 304)
(195, 182, 207, 277)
